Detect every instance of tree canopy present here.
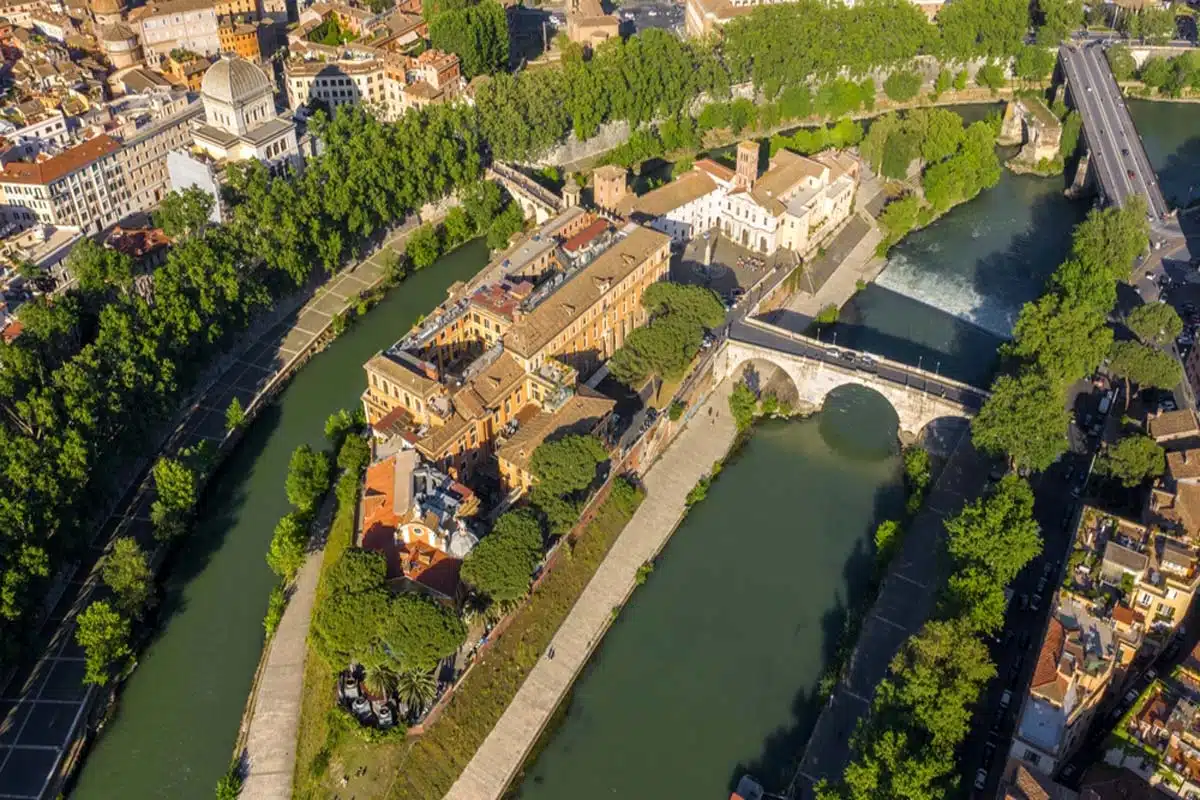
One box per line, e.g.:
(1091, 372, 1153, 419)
(530, 434, 608, 498)
(1098, 435, 1166, 488)
(461, 509, 543, 603)
(1127, 303, 1183, 347)
(428, 0, 509, 79)
(608, 283, 724, 387)
(285, 444, 332, 513)
(972, 371, 1070, 472)
(1108, 340, 1182, 393)
(76, 600, 131, 686)
(102, 537, 153, 618)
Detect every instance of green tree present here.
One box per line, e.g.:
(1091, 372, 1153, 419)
(324, 408, 357, 450)
(1108, 340, 1182, 401)
(934, 69, 952, 97)
(396, 668, 437, 710)
(729, 381, 757, 431)
(215, 765, 243, 800)
(486, 202, 525, 251)
(945, 474, 1042, 587)
(442, 206, 473, 246)
(1034, 0, 1082, 43)
(66, 238, 133, 295)
(975, 62, 1007, 92)
(1007, 293, 1114, 387)
(102, 537, 153, 617)
(1106, 45, 1137, 81)
(1126, 6, 1177, 44)
(225, 396, 246, 433)
(429, 0, 509, 78)
(154, 187, 214, 240)
(972, 371, 1070, 472)
(310, 549, 390, 664)
(1098, 435, 1165, 487)
(883, 70, 922, 102)
(285, 444, 332, 513)
(406, 223, 443, 270)
(1127, 303, 1183, 346)
(379, 592, 467, 672)
(151, 456, 199, 540)
(461, 509, 543, 602)
(918, 108, 965, 163)
(337, 434, 371, 475)
(76, 600, 131, 686)
(1014, 46, 1056, 81)
(953, 69, 969, 90)
(875, 519, 902, 563)
(530, 434, 607, 497)
(267, 512, 309, 580)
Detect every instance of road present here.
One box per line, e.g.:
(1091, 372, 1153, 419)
(1059, 44, 1171, 225)
(727, 319, 990, 410)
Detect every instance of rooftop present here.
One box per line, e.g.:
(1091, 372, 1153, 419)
(496, 387, 614, 472)
(504, 225, 670, 358)
(616, 168, 717, 219)
(1149, 408, 1200, 442)
(0, 134, 120, 185)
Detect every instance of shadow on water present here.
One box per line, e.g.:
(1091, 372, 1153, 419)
(149, 403, 284, 633)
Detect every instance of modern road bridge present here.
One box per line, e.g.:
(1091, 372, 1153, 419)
(1059, 43, 1173, 229)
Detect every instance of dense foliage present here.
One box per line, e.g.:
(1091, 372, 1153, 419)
(1098, 434, 1166, 487)
(75, 599, 131, 686)
(460, 508, 544, 603)
(972, 201, 1149, 471)
(820, 476, 1040, 799)
(427, 0, 509, 79)
(608, 283, 724, 387)
(101, 537, 153, 618)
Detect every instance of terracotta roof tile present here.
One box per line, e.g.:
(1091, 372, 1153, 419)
(1032, 616, 1066, 689)
(0, 134, 120, 185)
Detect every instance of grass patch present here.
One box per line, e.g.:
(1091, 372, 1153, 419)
(292, 468, 365, 798)
(295, 479, 645, 799)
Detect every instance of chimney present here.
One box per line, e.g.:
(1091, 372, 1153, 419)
(735, 140, 759, 189)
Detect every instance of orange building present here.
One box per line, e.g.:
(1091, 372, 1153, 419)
(362, 217, 669, 485)
(359, 447, 479, 598)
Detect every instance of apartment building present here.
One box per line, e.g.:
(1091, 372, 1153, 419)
(131, 0, 222, 63)
(361, 213, 667, 484)
(284, 46, 462, 120)
(112, 93, 204, 214)
(1009, 593, 1119, 775)
(1147, 409, 1200, 538)
(0, 135, 128, 234)
(614, 141, 858, 256)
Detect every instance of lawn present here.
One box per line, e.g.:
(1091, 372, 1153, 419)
(293, 478, 645, 799)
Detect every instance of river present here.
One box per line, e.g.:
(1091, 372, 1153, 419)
(513, 101, 1200, 796)
(68, 241, 489, 800)
(514, 387, 905, 798)
(66, 98, 1200, 797)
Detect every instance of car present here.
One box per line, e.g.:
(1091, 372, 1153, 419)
(1036, 576, 1048, 593)
(1062, 509, 1075, 531)
(1147, 668, 1158, 681)
(974, 768, 988, 790)
(1042, 561, 1053, 577)
(1000, 689, 1013, 709)
(1031, 594, 1042, 611)
(1008, 661, 1021, 682)
(1122, 147, 1131, 156)
(991, 709, 1006, 732)
(1020, 594, 1030, 611)
(983, 740, 998, 762)
(1128, 169, 1137, 180)
(1125, 689, 1138, 703)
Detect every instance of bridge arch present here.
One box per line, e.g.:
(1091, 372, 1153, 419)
(717, 338, 977, 446)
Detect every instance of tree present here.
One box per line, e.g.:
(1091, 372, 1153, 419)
(395, 668, 437, 710)
(972, 371, 1070, 472)
(933, 69, 952, 98)
(428, 0, 509, 78)
(102, 537, 153, 617)
(76, 600, 131, 686)
(285, 444, 331, 512)
(1014, 46, 1056, 81)
(953, 69, 969, 90)
(883, 70, 922, 102)
(442, 205, 473, 246)
(461, 509, 543, 602)
(154, 187, 214, 240)
(1107, 45, 1138, 82)
(530, 434, 607, 498)
(486, 201, 524, 251)
(1108, 340, 1182, 402)
(1127, 303, 1183, 347)
(338, 434, 371, 475)
(945, 474, 1042, 586)
(151, 456, 199, 540)
(918, 108, 965, 163)
(267, 512, 309, 580)
(1034, 0, 1082, 44)
(310, 549, 390, 664)
(362, 660, 399, 698)
(1007, 293, 1113, 387)
(975, 62, 1007, 92)
(324, 408, 357, 450)
(379, 593, 467, 672)
(225, 397, 246, 433)
(406, 223, 442, 270)
(66, 238, 133, 295)
(1098, 435, 1165, 487)
(729, 381, 757, 431)
(215, 765, 244, 800)
(875, 519, 902, 563)
(1126, 6, 1177, 45)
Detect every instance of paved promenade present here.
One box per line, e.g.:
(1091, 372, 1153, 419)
(788, 431, 990, 798)
(240, 554, 322, 799)
(445, 380, 739, 800)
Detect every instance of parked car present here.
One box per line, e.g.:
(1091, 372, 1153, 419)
(974, 768, 988, 790)
(1146, 668, 1158, 681)
(1124, 689, 1138, 703)
(1000, 689, 1012, 709)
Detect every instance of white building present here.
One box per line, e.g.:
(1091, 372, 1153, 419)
(131, 0, 222, 63)
(616, 141, 858, 257)
(0, 135, 129, 235)
(191, 54, 299, 169)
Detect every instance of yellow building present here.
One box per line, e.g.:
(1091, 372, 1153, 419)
(362, 218, 669, 485)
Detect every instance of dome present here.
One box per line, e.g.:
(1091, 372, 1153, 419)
(201, 54, 271, 107)
(90, 0, 126, 16)
(98, 22, 135, 42)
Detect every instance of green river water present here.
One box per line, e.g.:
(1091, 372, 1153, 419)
(67, 100, 1200, 799)
(69, 241, 489, 800)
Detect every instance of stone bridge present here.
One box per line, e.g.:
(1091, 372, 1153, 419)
(718, 319, 989, 444)
(487, 162, 564, 223)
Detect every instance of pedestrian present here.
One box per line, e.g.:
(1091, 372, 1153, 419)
(548, 646, 555, 660)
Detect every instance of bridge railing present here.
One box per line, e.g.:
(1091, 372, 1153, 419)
(489, 163, 563, 210)
(736, 316, 991, 399)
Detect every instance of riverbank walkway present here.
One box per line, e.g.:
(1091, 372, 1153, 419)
(787, 430, 990, 799)
(445, 379, 739, 800)
(0, 210, 436, 800)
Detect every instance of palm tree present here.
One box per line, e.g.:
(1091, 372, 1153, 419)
(395, 668, 437, 711)
(362, 664, 398, 700)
